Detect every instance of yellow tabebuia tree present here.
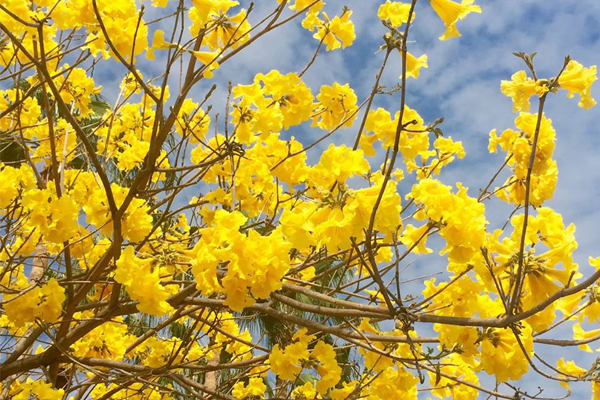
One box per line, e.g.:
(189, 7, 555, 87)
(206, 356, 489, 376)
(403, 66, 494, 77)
(0, 0, 598, 399)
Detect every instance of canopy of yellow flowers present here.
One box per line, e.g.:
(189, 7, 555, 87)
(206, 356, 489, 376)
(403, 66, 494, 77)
(0, 0, 598, 399)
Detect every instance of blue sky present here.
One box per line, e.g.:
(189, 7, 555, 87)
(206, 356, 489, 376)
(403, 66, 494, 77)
(94, 0, 600, 397)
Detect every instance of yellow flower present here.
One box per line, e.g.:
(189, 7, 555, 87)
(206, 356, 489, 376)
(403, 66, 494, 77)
(491, 112, 558, 206)
(0, 164, 35, 209)
(364, 106, 429, 166)
(429, 0, 481, 40)
(72, 316, 135, 360)
(146, 29, 173, 60)
(141, 337, 184, 367)
(291, 382, 317, 399)
(304, 10, 356, 51)
(501, 70, 538, 112)
(310, 144, 370, 185)
(378, 1, 413, 27)
(479, 323, 533, 382)
(299, 266, 316, 281)
(558, 59, 597, 109)
(254, 70, 314, 130)
(311, 341, 342, 394)
(4, 278, 65, 327)
(116, 137, 150, 170)
(410, 179, 486, 263)
(284, 0, 323, 12)
(189, 0, 239, 29)
(280, 203, 319, 252)
(400, 223, 432, 254)
(232, 377, 266, 399)
(190, 210, 293, 311)
(269, 329, 314, 381)
(594, 381, 600, 400)
(359, 133, 378, 156)
(245, 377, 266, 396)
(202, 8, 251, 51)
(366, 365, 418, 398)
(556, 358, 586, 390)
(12, 379, 64, 400)
(330, 381, 357, 400)
(430, 354, 479, 400)
(115, 246, 174, 316)
(402, 50, 428, 79)
(573, 322, 600, 353)
(312, 82, 359, 130)
(192, 51, 221, 79)
(345, 172, 402, 239)
(324, 11, 356, 50)
(54, 67, 102, 118)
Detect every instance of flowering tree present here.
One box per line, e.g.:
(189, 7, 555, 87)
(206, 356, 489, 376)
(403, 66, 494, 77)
(0, 0, 598, 399)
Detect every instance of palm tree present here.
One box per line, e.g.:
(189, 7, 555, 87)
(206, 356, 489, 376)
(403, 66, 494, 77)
(233, 253, 362, 398)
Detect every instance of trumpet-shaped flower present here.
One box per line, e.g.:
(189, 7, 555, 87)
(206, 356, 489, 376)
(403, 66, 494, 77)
(558, 59, 597, 109)
(402, 50, 428, 79)
(429, 0, 481, 40)
(501, 70, 546, 112)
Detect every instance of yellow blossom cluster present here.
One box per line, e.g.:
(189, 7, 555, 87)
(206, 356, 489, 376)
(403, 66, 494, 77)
(89, 381, 177, 399)
(189, 209, 292, 311)
(72, 314, 136, 360)
(232, 377, 267, 399)
(191, 133, 304, 216)
(479, 323, 534, 382)
(480, 207, 579, 332)
(1, 0, 600, 399)
(0, 163, 37, 211)
(6, 378, 64, 400)
(312, 82, 359, 130)
(233, 70, 315, 135)
(489, 112, 557, 206)
(378, 1, 413, 28)
(0, 0, 57, 66)
(269, 329, 341, 395)
(409, 178, 487, 263)
(0, 89, 41, 131)
(364, 365, 419, 399)
(363, 106, 430, 168)
(189, 0, 251, 50)
(429, 354, 480, 400)
(95, 103, 156, 171)
(115, 246, 174, 316)
(302, 6, 356, 51)
(423, 276, 491, 356)
(82, 182, 153, 242)
(3, 276, 65, 327)
(501, 60, 597, 111)
(281, 168, 402, 253)
(53, 0, 148, 60)
(269, 328, 314, 380)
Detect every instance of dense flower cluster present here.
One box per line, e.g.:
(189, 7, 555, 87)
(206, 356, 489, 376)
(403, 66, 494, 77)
(0, 0, 598, 399)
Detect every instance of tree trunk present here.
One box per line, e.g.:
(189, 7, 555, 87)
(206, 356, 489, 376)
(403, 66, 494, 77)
(204, 339, 220, 392)
(29, 243, 47, 283)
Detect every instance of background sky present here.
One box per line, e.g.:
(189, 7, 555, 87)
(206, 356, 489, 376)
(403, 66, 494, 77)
(96, 0, 600, 397)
